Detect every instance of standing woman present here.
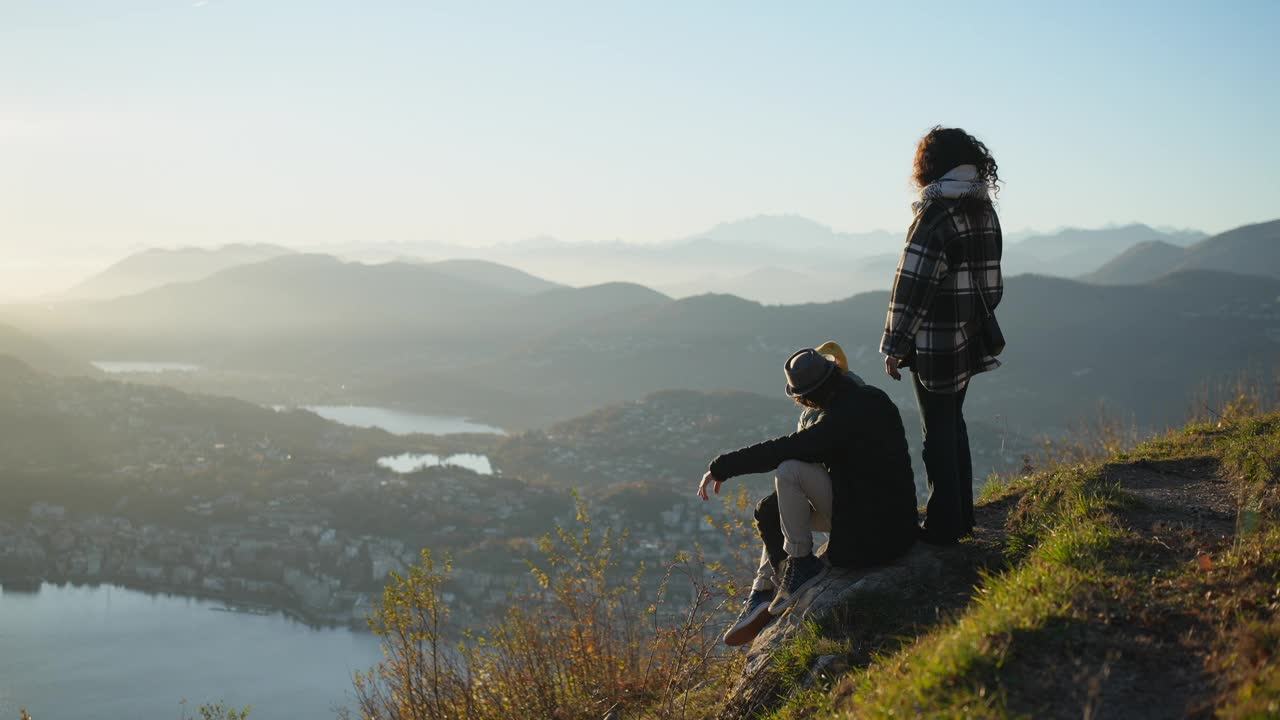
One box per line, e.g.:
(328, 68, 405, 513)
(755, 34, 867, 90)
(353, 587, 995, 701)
(879, 126, 1004, 545)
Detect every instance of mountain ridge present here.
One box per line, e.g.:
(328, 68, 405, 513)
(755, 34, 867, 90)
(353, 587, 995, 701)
(62, 243, 296, 301)
(50, 216, 1221, 308)
(1084, 218, 1280, 284)
(1004, 223, 1209, 277)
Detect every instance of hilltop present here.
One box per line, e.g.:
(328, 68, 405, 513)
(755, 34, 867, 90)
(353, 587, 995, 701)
(723, 409, 1280, 719)
(299, 403, 1280, 720)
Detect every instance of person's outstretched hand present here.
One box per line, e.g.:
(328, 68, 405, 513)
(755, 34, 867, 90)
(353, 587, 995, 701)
(697, 471, 722, 501)
(884, 355, 902, 381)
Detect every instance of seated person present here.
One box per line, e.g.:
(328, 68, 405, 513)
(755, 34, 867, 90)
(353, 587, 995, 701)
(697, 346, 918, 646)
(752, 341, 864, 616)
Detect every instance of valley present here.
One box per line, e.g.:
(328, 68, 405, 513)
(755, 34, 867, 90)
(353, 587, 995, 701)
(4, 217, 1276, 650)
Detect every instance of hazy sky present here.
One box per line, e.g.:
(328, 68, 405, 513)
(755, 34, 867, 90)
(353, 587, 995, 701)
(3, 1, 1278, 268)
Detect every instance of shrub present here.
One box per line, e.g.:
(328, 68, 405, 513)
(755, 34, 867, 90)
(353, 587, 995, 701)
(179, 701, 251, 720)
(350, 491, 752, 719)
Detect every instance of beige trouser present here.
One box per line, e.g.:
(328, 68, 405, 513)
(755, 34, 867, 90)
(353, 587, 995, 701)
(752, 460, 833, 591)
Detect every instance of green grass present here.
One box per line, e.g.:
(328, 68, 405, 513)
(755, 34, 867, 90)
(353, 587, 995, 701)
(830, 466, 1121, 718)
(758, 621, 847, 720)
(975, 472, 1033, 505)
(1198, 416, 1280, 719)
(769, 620, 851, 692)
(1211, 522, 1280, 720)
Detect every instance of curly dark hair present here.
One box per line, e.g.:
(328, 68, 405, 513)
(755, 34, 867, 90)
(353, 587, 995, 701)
(912, 126, 1000, 191)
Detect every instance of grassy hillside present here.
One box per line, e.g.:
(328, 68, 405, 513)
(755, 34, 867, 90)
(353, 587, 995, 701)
(338, 402, 1278, 720)
(755, 408, 1280, 719)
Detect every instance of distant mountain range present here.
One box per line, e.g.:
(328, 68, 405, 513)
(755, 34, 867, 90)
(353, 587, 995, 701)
(49, 216, 1216, 307)
(668, 214, 899, 254)
(1084, 219, 1280, 284)
(62, 244, 296, 300)
(5, 254, 669, 372)
(5, 218, 1275, 439)
(1004, 223, 1208, 278)
(407, 217, 1211, 302)
(46, 254, 651, 332)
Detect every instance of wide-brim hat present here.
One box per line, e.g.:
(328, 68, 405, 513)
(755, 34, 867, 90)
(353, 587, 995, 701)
(784, 348, 839, 398)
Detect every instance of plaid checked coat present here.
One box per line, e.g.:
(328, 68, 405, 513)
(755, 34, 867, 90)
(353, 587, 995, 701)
(879, 197, 1004, 393)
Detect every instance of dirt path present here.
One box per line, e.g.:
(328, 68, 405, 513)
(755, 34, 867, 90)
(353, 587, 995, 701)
(1001, 455, 1239, 719)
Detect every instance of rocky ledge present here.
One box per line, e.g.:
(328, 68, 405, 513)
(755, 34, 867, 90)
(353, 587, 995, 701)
(718, 496, 1018, 720)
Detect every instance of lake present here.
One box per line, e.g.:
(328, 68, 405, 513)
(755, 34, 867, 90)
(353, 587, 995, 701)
(92, 361, 202, 373)
(0, 583, 384, 720)
(298, 405, 506, 436)
(377, 452, 494, 475)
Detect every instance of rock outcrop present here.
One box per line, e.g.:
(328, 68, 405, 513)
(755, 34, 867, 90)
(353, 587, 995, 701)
(717, 540, 993, 719)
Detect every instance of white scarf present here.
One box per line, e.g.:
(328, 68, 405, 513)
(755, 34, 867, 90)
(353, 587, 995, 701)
(912, 164, 989, 214)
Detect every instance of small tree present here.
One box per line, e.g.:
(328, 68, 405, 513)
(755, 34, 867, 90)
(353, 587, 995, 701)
(352, 550, 472, 720)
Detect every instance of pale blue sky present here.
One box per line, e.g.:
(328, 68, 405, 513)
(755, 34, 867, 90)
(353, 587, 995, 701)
(2, 0, 1277, 264)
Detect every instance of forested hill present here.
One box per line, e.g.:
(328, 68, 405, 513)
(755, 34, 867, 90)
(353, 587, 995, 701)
(371, 269, 1280, 433)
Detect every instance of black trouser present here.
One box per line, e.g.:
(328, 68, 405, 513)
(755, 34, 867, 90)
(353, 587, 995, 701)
(912, 372, 974, 541)
(754, 492, 786, 575)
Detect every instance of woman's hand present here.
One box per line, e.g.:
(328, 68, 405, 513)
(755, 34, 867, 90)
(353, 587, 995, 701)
(884, 355, 902, 381)
(697, 471, 722, 501)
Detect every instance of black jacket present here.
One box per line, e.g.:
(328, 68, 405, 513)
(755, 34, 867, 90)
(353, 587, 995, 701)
(708, 375, 918, 568)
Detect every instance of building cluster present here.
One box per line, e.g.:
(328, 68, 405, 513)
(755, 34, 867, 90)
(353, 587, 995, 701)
(0, 465, 751, 631)
(0, 375, 766, 630)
